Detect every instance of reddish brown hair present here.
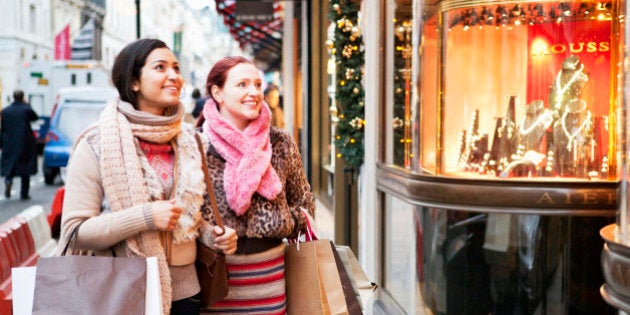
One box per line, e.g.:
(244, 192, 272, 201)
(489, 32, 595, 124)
(196, 56, 256, 127)
(205, 56, 255, 100)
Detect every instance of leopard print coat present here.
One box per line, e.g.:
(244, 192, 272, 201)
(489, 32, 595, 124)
(200, 127, 315, 239)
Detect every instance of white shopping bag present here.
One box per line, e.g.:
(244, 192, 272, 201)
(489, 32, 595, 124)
(145, 257, 162, 314)
(12, 257, 162, 315)
(12, 266, 36, 315)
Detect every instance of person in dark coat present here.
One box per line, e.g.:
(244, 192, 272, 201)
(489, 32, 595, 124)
(0, 89, 39, 200)
(192, 92, 207, 119)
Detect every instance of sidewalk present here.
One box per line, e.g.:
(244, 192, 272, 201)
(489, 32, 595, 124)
(314, 198, 334, 240)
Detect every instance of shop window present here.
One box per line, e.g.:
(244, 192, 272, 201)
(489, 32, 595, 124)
(415, 1, 618, 181)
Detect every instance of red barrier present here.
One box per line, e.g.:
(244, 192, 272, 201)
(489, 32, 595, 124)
(0, 233, 13, 281)
(0, 298, 10, 315)
(0, 217, 40, 313)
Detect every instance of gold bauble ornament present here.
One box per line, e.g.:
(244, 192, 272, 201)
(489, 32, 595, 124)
(342, 45, 353, 58)
(353, 87, 359, 94)
(345, 68, 355, 80)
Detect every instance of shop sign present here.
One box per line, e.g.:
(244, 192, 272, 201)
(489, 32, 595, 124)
(235, 1, 274, 22)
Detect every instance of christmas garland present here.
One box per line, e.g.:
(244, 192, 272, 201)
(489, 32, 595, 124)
(328, 0, 365, 169)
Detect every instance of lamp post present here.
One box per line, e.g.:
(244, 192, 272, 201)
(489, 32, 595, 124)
(135, 0, 141, 39)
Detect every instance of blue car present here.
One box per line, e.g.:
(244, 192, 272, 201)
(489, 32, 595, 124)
(43, 87, 117, 185)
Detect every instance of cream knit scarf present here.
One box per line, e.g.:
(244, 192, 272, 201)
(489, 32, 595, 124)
(99, 99, 206, 314)
(202, 98, 282, 215)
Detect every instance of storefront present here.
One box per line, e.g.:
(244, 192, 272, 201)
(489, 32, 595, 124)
(301, 0, 626, 314)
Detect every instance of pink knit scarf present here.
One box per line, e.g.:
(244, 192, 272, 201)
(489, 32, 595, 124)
(202, 98, 282, 215)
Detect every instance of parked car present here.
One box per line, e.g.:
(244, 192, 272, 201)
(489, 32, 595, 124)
(42, 87, 117, 185)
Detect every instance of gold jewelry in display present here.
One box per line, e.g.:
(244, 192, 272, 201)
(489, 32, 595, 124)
(553, 62, 587, 108)
(519, 109, 554, 135)
(561, 101, 591, 151)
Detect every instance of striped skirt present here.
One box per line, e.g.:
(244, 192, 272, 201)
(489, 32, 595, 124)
(201, 244, 286, 314)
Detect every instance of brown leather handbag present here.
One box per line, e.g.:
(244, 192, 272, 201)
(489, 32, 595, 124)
(194, 133, 229, 308)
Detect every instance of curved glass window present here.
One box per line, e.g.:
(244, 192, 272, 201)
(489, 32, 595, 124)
(416, 1, 619, 181)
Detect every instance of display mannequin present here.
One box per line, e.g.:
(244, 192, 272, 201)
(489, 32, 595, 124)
(552, 99, 594, 177)
(516, 100, 554, 151)
(548, 55, 589, 115)
(499, 100, 553, 178)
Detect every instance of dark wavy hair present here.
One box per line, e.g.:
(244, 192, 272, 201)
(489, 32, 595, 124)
(111, 38, 169, 108)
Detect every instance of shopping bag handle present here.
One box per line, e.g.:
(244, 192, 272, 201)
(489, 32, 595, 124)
(60, 222, 83, 256)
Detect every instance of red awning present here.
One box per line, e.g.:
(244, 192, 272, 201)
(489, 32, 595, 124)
(214, 0, 283, 72)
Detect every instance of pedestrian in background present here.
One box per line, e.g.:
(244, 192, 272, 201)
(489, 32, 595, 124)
(57, 38, 237, 315)
(184, 87, 202, 124)
(264, 84, 285, 129)
(0, 89, 38, 200)
(197, 56, 315, 313)
(192, 88, 208, 120)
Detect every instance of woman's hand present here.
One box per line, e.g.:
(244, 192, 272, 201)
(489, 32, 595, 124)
(212, 225, 238, 255)
(151, 199, 182, 231)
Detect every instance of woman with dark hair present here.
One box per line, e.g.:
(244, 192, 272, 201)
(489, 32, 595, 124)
(57, 38, 238, 315)
(197, 56, 315, 313)
(264, 84, 285, 129)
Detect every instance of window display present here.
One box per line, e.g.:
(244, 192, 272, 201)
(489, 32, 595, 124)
(417, 1, 617, 181)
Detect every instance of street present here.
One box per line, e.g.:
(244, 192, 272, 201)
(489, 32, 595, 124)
(0, 156, 62, 224)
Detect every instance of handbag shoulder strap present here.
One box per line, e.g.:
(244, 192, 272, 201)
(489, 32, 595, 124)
(194, 133, 225, 232)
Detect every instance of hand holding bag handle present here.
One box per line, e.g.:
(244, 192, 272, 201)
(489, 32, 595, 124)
(194, 133, 229, 308)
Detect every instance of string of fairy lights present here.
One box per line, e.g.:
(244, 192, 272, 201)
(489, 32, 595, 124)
(327, 0, 365, 169)
(448, 2, 612, 30)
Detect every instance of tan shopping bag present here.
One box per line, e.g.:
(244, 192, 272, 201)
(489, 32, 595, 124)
(285, 239, 349, 315)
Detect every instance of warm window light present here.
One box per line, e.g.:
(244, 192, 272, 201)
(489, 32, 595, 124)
(530, 38, 549, 56)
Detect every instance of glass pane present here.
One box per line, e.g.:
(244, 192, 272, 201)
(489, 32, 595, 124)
(416, 1, 619, 180)
(386, 0, 414, 167)
(383, 194, 425, 314)
(415, 207, 615, 314)
(417, 5, 440, 174)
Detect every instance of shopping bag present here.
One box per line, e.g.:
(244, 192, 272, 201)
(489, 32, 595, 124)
(329, 243, 363, 315)
(334, 245, 378, 310)
(145, 257, 163, 315)
(285, 239, 349, 315)
(315, 240, 350, 315)
(30, 255, 146, 315)
(13, 257, 161, 315)
(285, 240, 327, 314)
(11, 266, 36, 315)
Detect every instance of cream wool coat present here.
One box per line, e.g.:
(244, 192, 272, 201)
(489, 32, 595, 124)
(57, 125, 217, 313)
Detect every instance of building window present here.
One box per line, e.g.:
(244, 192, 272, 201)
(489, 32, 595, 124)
(29, 4, 36, 33)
